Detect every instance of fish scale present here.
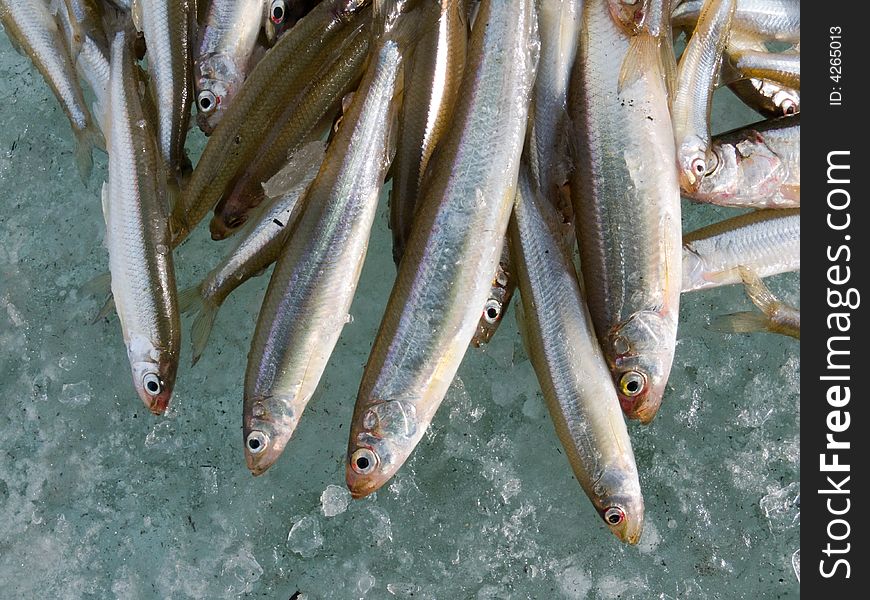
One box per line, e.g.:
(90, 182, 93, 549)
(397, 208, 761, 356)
(346, 0, 539, 499)
(103, 28, 180, 415)
(136, 0, 193, 178)
(510, 165, 643, 544)
(569, 0, 681, 424)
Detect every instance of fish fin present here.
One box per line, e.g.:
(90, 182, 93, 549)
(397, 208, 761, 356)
(619, 31, 660, 93)
(709, 311, 772, 335)
(181, 288, 218, 367)
(92, 294, 116, 324)
(73, 124, 102, 182)
(80, 270, 116, 323)
(661, 35, 678, 104)
(737, 266, 779, 317)
(80, 270, 112, 298)
(100, 180, 110, 223)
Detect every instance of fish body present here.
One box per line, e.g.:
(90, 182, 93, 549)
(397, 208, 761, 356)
(172, 0, 371, 245)
(133, 0, 194, 180)
(671, 0, 736, 192)
(102, 28, 180, 414)
(687, 114, 799, 208)
(179, 141, 325, 365)
(389, 0, 467, 265)
(729, 47, 799, 90)
(672, 0, 799, 43)
(569, 0, 682, 423)
(728, 76, 798, 117)
(1, 0, 101, 178)
(346, 0, 539, 498)
(209, 20, 370, 240)
(682, 208, 799, 292)
(243, 3, 409, 475)
(194, 0, 268, 134)
(526, 0, 582, 200)
(511, 166, 644, 545)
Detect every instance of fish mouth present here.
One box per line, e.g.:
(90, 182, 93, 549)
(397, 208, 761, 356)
(147, 394, 170, 415)
(345, 462, 381, 500)
(619, 393, 661, 424)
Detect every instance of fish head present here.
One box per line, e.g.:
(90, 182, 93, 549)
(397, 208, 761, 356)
(608, 311, 675, 423)
(346, 399, 419, 498)
(592, 466, 645, 545)
(677, 134, 709, 193)
(194, 54, 244, 134)
(129, 341, 178, 415)
(243, 395, 301, 475)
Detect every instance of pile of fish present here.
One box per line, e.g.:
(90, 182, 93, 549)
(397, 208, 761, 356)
(1, 0, 799, 544)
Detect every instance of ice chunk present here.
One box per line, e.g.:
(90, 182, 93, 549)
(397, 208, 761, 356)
(200, 465, 218, 495)
(367, 505, 393, 546)
(637, 519, 661, 554)
(759, 481, 800, 533)
(387, 582, 421, 597)
(59, 380, 92, 406)
(220, 547, 263, 595)
(320, 484, 351, 517)
(556, 561, 592, 599)
(287, 515, 323, 558)
(355, 570, 375, 597)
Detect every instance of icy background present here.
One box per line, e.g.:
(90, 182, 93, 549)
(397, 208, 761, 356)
(0, 33, 798, 599)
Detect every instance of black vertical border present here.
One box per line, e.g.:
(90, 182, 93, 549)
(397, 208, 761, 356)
(802, 3, 866, 596)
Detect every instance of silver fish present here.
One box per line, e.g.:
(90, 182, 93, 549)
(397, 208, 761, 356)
(346, 0, 538, 498)
(470, 236, 516, 347)
(526, 0, 582, 200)
(687, 114, 799, 209)
(1, 0, 102, 179)
(511, 165, 644, 545)
(672, 0, 736, 192)
(132, 0, 194, 180)
(569, 0, 682, 423)
(389, 0, 467, 265)
(727, 76, 799, 117)
(101, 28, 180, 414)
(672, 0, 799, 43)
(194, 0, 269, 134)
(682, 208, 799, 292)
(178, 140, 325, 365)
(242, 0, 415, 475)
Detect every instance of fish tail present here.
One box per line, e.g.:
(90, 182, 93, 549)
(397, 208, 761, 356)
(73, 124, 103, 182)
(709, 311, 772, 335)
(179, 285, 218, 366)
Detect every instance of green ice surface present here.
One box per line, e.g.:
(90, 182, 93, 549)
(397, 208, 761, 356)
(0, 33, 799, 599)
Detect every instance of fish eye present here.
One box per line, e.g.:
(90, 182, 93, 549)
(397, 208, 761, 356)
(350, 447, 378, 475)
(270, 0, 286, 24)
(619, 371, 646, 397)
(142, 373, 162, 396)
(781, 99, 797, 115)
(691, 157, 706, 176)
(604, 506, 626, 525)
(483, 299, 501, 324)
(197, 90, 217, 113)
(246, 430, 269, 454)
